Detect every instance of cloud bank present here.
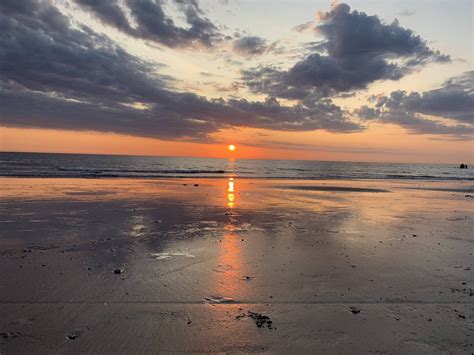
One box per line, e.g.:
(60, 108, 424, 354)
(355, 71, 474, 139)
(232, 36, 268, 56)
(243, 3, 449, 100)
(0, 0, 360, 142)
(0, 1, 467, 142)
(74, 0, 223, 48)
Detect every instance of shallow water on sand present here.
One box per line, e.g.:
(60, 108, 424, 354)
(0, 177, 472, 352)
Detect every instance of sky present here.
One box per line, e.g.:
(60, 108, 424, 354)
(0, 0, 472, 163)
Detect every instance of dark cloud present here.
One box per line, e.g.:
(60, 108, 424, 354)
(232, 36, 268, 56)
(73, 0, 222, 48)
(200, 72, 221, 77)
(243, 3, 449, 100)
(75, 0, 131, 31)
(375, 111, 473, 139)
(0, 0, 168, 104)
(355, 106, 380, 120)
(292, 21, 315, 33)
(387, 71, 474, 124)
(225, 97, 360, 133)
(355, 72, 474, 139)
(0, 0, 360, 141)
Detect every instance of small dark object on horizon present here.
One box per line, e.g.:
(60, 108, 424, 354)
(460, 163, 468, 169)
(114, 269, 123, 274)
(194, 184, 199, 186)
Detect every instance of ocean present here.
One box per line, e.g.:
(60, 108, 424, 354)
(0, 152, 472, 181)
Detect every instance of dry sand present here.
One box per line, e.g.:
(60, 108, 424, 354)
(0, 177, 472, 353)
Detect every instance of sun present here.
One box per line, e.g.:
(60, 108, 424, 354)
(228, 144, 236, 152)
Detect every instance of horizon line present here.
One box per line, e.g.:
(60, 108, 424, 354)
(0, 150, 470, 166)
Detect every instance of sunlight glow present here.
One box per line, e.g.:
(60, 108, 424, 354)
(227, 177, 235, 208)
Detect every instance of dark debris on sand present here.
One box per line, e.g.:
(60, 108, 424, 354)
(0, 332, 20, 343)
(66, 331, 80, 340)
(236, 311, 274, 329)
(350, 306, 361, 314)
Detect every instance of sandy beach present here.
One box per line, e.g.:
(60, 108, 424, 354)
(0, 177, 472, 353)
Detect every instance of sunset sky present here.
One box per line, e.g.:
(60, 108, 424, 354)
(0, 0, 472, 163)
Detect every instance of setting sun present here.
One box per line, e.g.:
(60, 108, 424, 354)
(228, 144, 236, 152)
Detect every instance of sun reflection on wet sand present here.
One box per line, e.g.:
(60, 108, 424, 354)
(227, 177, 235, 209)
(214, 232, 244, 296)
(210, 175, 250, 299)
(226, 158, 237, 209)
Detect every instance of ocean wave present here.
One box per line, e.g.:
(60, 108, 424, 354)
(56, 167, 228, 174)
(1, 152, 472, 181)
(0, 170, 229, 178)
(1, 172, 472, 181)
(277, 168, 309, 172)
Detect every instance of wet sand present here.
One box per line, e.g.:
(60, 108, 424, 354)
(0, 177, 472, 353)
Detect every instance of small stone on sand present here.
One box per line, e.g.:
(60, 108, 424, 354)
(350, 307, 361, 314)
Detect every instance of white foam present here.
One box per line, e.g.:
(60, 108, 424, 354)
(151, 252, 196, 260)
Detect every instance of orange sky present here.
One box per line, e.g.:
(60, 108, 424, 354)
(2, 126, 472, 164)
